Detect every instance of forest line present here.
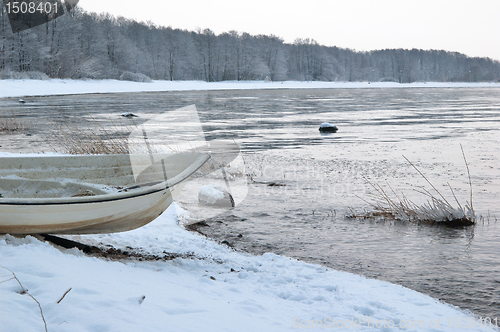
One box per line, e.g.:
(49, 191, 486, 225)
(1, 5, 499, 82)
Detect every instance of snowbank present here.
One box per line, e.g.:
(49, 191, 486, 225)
(0, 205, 495, 331)
(0, 78, 499, 98)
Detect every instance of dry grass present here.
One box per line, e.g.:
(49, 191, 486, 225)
(49, 114, 138, 155)
(359, 145, 476, 226)
(47, 112, 185, 156)
(50, 120, 211, 157)
(51, 122, 130, 155)
(0, 116, 28, 133)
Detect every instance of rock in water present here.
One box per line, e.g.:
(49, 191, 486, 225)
(121, 112, 138, 118)
(198, 185, 235, 208)
(319, 122, 338, 133)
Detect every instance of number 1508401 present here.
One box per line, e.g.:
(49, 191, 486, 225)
(5, 1, 59, 15)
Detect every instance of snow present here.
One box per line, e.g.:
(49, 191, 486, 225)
(198, 184, 230, 205)
(0, 78, 499, 98)
(120, 112, 137, 118)
(1, 206, 496, 332)
(1, 80, 499, 331)
(319, 122, 337, 128)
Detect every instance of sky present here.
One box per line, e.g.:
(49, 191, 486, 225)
(79, 0, 500, 61)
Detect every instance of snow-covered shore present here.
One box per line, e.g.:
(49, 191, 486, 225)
(0, 78, 499, 98)
(1, 80, 499, 331)
(1, 206, 497, 332)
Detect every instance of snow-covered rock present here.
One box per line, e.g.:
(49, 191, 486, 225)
(198, 185, 235, 208)
(198, 185, 234, 207)
(121, 111, 138, 118)
(319, 122, 338, 133)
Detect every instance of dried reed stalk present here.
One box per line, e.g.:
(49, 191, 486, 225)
(49, 113, 138, 155)
(0, 116, 27, 133)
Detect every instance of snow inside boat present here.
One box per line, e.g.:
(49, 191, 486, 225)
(0, 153, 209, 234)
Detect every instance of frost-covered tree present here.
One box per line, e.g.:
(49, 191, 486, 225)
(0, 2, 499, 82)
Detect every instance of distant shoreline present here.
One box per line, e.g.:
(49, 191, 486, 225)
(1, 79, 499, 99)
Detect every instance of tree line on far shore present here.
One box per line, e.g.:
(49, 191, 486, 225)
(1, 4, 499, 83)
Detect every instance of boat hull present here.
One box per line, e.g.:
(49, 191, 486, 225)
(0, 188, 172, 234)
(0, 153, 209, 234)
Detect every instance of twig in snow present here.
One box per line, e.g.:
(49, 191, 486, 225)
(0, 267, 48, 332)
(57, 288, 72, 304)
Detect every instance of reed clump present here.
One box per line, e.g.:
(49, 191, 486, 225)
(359, 146, 476, 227)
(49, 115, 199, 156)
(48, 112, 147, 155)
(51, 121, 130, 155)
(0, 117, 27, 133)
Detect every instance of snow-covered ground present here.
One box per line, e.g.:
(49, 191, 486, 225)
(1, 80, 499, 331)
(1, 206, 497, 332)
(0, 78, 499, 98)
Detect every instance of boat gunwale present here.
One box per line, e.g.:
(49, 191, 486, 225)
(0, 185, 168, 206)
(0, 153, 210, 206)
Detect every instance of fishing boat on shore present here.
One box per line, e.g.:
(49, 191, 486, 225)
(0, 153, 209, 234)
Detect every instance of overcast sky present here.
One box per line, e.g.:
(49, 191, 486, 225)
(79, 0, 500, 61)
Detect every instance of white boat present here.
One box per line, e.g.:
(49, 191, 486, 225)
(0, 153, 209, 234)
